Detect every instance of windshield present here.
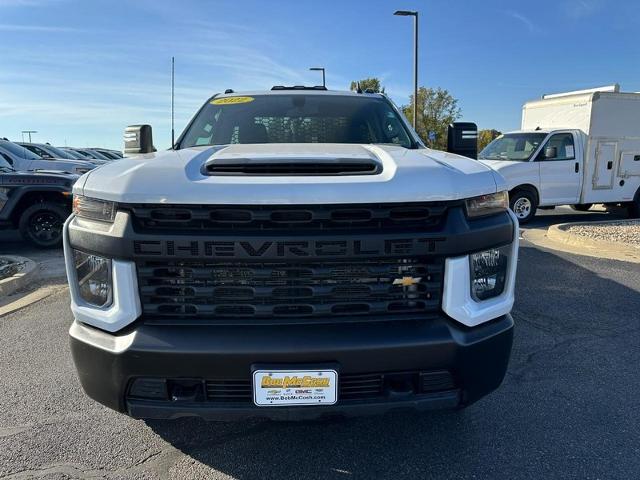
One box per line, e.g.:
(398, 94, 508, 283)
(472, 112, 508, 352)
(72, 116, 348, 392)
(44, 144, 76, 159)
(0, 140, 41, 160)
(62, 149, 84, 159)
(87, 150, 109, 160)
(0, 154, 14, 171)
(479, 133, 547, 162)
(179, 94, 415, 149)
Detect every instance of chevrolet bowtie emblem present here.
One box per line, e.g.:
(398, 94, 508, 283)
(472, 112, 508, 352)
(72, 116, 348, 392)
(393, 276, 422, 287)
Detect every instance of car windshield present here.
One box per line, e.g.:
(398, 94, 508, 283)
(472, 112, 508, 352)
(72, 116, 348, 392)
(62, 149, 84, 159)
(478, 133, 547, 162)
(0, 155, 14, 171)
(0, 141, 41, 160)
(98, 150, 119, 159)
(87, 150, 109, 160)
(178, 94, 415, 149)
(43, 144, 76, 159)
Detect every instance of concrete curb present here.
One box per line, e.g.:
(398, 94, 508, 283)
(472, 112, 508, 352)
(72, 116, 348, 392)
(0, 255, 38, 298)
(0, 285, 66, 317)
(524, 219, 640, 263)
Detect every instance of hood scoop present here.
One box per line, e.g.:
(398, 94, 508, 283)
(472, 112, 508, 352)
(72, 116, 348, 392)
(203, 157, 382, 176)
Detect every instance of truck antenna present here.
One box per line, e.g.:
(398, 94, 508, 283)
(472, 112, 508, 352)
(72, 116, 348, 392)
(171, 56, 175, 149)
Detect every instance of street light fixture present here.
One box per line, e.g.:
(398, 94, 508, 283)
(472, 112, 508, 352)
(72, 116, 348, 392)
(394, 10, 419, 130)
(309, 67, 326, 88)
(21, 130, 38, 142)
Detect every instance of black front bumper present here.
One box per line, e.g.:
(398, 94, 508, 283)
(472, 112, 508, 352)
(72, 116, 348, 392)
(69, 313, 513, 421)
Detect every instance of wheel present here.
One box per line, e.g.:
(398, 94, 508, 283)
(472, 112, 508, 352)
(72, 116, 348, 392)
(629, 194, 640, 218)
(509, 189, 537, 224)
(18, 202, 68, 248)
(570, 204, 593, 212)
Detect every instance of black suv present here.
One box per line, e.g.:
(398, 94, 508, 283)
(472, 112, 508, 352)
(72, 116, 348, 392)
(0, 159, 76, 248)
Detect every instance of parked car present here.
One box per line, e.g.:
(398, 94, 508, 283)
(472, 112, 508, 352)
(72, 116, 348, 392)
(64, 87, 519, 421)
(58, 148, 88, 160)
(89, 148, 122, 160)
(0, 155, 76, 247)
(0, 140, 95, 175)
(479, 84, 640, 222)
(18, 142, 94, 163)
(69, 148, 110, 163)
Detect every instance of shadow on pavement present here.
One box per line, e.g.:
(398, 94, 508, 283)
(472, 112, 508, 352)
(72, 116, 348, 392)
(144, 243, 640, 479)
(523, 206, 627, 230)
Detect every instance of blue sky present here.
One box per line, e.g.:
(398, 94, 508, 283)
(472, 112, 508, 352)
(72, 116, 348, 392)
(1, 0, 639, 150)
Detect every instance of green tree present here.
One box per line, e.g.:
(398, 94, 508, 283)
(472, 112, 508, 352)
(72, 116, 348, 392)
(478, 129, 502, 152)
(349, 78, 385, 93)
(402, 87, 461, 150)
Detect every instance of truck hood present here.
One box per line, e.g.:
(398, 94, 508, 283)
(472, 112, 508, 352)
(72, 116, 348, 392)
(478, 159, 526, 170)
(78, 144, 502, 204)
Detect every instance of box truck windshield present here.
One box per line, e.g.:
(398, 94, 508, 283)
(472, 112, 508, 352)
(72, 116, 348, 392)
(479, 133, 547, 162)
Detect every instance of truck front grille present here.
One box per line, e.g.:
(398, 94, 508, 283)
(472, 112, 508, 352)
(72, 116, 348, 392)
(125, 202, 450, 233)
(137, 257, 443, 323)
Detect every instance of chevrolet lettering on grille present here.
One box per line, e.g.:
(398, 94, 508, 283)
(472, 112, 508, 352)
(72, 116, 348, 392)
(132, 238, 446, 258)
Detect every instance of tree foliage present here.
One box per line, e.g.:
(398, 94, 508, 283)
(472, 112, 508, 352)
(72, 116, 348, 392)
(349, 78, 385, 93)
(402, 87, 461, 150)
(478, 129, 502, 152)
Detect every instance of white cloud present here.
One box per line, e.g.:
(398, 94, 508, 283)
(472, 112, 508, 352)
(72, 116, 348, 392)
(0, 23, 81, 32)
(0, 0, 66, 7)
(505, 11, 539, 33)
(563, 0, 603, 18)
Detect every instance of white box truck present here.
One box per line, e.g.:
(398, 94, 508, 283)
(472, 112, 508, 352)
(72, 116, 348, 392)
(479, 84, 640, 222)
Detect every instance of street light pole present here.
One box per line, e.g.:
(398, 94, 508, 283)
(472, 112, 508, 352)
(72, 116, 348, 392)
(309, 67, 326, 88)
(394, 10, 419, 130)
(171, 56, 175, 149)
(22, 130, 37, 142)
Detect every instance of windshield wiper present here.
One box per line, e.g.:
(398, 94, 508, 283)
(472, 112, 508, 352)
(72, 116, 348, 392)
(0, 166, 15, 172)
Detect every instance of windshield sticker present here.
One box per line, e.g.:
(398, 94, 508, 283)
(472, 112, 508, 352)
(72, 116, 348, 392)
(211, 96, 255, 105)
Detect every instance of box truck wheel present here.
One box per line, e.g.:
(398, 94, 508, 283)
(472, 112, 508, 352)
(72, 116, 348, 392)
(570, 204, 593, 212)
(629, 190, 640, 218)
(509, 188, 537, 224)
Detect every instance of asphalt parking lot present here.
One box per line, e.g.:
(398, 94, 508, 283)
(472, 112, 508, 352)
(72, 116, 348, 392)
(1, 208, 639, 479)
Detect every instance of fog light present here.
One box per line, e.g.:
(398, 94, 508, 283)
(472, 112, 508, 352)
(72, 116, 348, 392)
(470, 245, 510, 301)
(73, 250, 112, 307)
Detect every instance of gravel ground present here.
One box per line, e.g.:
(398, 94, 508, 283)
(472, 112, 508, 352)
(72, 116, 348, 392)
(566, 220, 640, 248)
(0, 257, 22, 280)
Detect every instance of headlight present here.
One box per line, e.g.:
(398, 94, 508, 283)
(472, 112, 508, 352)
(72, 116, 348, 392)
(470, 245, 510, 301)
(72, 195, 116, 222)
(73, 250, 112, 307)
(465, 191, 508, 218)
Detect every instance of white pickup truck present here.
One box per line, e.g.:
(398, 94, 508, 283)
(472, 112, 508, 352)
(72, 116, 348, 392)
(479, 85, 640, 222)
(63, 87, 519, 421)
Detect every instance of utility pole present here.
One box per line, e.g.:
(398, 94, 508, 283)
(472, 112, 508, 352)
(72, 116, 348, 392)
(394, 10, 419, 130)
(171, 56, 175, 149)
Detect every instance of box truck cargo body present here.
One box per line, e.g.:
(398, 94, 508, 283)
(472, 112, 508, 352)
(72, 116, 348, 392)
(479, 85, 640, 222)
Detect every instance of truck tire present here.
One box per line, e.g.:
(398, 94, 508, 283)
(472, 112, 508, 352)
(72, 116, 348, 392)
(18, 202, 68, 248)
(570, 204, 593, 212)
(509, 189, 537, 224)
(629, 192, 640, 218)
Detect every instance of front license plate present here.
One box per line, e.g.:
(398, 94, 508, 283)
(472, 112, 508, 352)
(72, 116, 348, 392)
(253, 369, 338, 406)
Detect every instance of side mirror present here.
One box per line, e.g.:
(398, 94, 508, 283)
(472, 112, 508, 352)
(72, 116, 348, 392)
(544, 146, 557, 159)
(447, 122, 478, 159)
(124, 125, 156, 155)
